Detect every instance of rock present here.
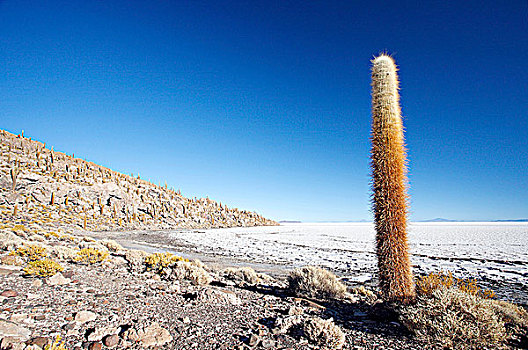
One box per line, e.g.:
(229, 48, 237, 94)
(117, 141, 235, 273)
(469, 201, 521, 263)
(9, 314, 28, 323)
(88, 342, 102, 350)
(136, 322, 172, 347)
(34, 315, 46, 321)
(0, 231, 24, 251)
(63, 271, 75, 279)
(62, 322, 76, 330)
(0, 320, 32, 342)
(74, 310, 97, 323)
(50, 245, 78, 261)
(196, 288, 241, 306)
(111, 256, 127, 266)
(1, 255, 23, 266)
(86, 326, 120, 341)
(26, 336, 51, 348)
(32, 279, 43, 287)
(122, 328, 139, 342)
(261, 339, 276, 348)
(0, 337, 26, 350)
(46, 272, 71, 286)
(28, 234, 46, 242)
(273, 316, 303, 334)
(103, 334, 119, 348)
(248, 334, 260, 347)
(24, 293, 38, 301)
(25, 345, 42, 350)
(0, 267, 16, 276)
(288, 306, 304, 316)
(1, 290, 18, 297)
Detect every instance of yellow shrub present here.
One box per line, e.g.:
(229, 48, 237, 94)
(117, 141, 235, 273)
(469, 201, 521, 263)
(145, 252, 189, 275)
(12, 224, 28, 232)
(60, 234, 76, 242)
(44, 231, 60, 239)
(73, 248, 108, 264)
(11, 244, 47, 261)
(45, 336, 69, 350)
(416, 271, 495, 299)
(23, 259, 64, 277)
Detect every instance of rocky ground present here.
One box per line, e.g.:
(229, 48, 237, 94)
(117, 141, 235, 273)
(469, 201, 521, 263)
(0, 245, 425, 350)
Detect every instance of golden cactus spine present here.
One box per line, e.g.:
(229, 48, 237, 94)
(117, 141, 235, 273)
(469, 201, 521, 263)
(370, 54, 415, 303)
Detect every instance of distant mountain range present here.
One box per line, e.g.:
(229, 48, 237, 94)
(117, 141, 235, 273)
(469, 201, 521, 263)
(420, 218, 528, 223)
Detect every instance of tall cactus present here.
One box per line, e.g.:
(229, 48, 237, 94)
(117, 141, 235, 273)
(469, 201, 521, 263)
(370, 54, 415, 303)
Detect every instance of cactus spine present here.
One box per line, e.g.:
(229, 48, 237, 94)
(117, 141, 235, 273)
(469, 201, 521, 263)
(370, 54, 415, 303)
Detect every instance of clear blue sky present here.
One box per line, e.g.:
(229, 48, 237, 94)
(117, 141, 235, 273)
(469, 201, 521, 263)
(1, 0, 527, 221)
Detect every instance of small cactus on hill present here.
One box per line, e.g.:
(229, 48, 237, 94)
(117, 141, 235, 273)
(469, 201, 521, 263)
(10, 166, 19, 192)
(370, 54, 415, 303)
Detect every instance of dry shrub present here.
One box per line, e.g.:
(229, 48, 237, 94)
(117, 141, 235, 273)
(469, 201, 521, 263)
(50, 245, 79, 261)
(417, 271, 495, 299)
(124, 249, 149, 272)
(170, 261, 212, 285)
(223, 266, 269, 286)
(288, 266, 347, 300)
(0, 231, 25, 251)
(400, 286, 528, 349)
(303, 317, 345, 349)
(100, 239, 123, 252)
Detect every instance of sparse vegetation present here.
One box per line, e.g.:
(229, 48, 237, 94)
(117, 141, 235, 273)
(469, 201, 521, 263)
(399, 286, 528, 349)
(288, 266, 347, 300)
(145, 252, 189, 275)
(100, 239, 123, 252)
(23, 259, 64, 277)
(223, 266, 263, 285)
(73, 247, 109, 264)
(11, 243, 47, 261)
(170, 260, 212, 285)
(303, 317, 346, 349)
(416, 271, 496, 299)
(44, 336, 69, 350)
(11, 224, 27, 233)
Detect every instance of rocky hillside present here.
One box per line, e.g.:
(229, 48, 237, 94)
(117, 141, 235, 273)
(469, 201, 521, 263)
(0, 129, 277, 232)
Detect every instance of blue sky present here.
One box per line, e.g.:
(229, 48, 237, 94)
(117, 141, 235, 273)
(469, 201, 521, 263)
(1, 0, 527, 221)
